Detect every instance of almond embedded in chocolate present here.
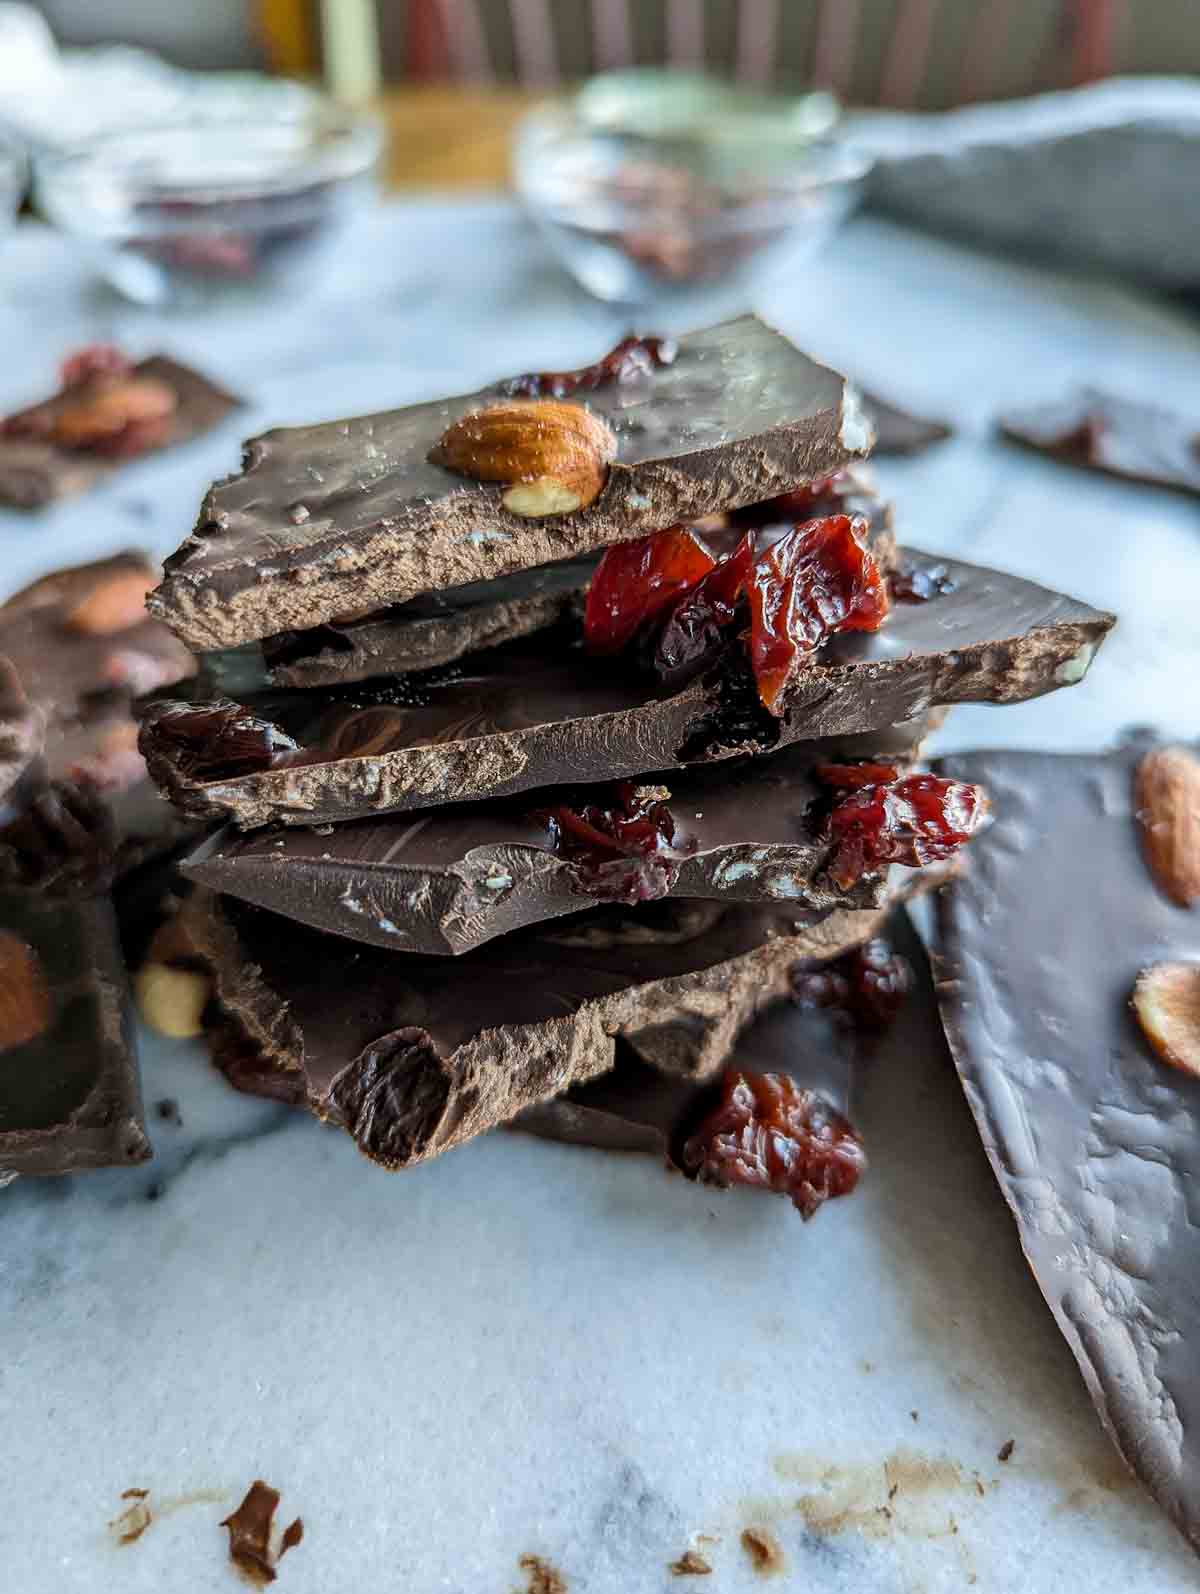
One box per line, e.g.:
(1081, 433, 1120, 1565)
(1135, 746, 1200, 908)
(429, 399, 617, 516)
(1132, 961, 1200, 1076)
(0, 928, 52, 1051)
(61, 567, 155, 637)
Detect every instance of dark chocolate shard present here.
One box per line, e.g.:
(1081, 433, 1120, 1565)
(0, 554, 198, 876)
(233, 468, 890, 690)
(858, 389, 953, 455)
(998, 388, 1200, 498)
(220, 1480, 302, 1586)
(185, 878, 937, 1171)
(149, 316, 871, 651)
(141, 549, 1113, 829)
(0, 355, 241, 510)
(181, 722, 928, 955)
(933, 743, 1200, 1555)
(0, 887, 149, 1180)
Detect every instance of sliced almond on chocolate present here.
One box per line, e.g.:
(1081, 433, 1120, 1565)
(1132, 961, 1200, 1076)
(0, 929, 52, 1052)
(1134, 746, 1200, 908)
(429, 399, 616, 516)
(61, 567, 155, 637)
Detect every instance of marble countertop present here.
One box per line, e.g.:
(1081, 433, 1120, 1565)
(2, 199, 1199, 1594)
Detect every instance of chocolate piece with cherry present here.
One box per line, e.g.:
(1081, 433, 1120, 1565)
(998, 388, 1200, 499)
(140, 547, 1111, 829)
(0, 347, 240, 509)
(934, 740, 1200, 1555)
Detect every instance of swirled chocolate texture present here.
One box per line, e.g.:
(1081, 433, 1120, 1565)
(149, 316, 872, 651)
(934, 743, 1200, 1555)
(141, 549, 1113, 829)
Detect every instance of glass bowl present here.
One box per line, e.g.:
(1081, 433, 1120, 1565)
(513, 72, 870, 307)
(33, 108, 381, 306)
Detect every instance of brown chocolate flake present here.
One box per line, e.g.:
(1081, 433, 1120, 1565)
(997, 1439, 1015, 1463)
(739, 1526, 784, 1575)
(109, 1489, 152, 1545)
(518, 1552, 568, 1594)
(221, 1480, 302, 1586)
(669, 1547, 713, 1575)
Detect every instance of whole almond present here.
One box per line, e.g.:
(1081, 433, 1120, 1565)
(0, 930, 52, 1053)
(1132, 961, 1200, 1075)
(429, 399, 616, 517)
(50, 377, 177, 451)
(62, 568, 154, 637)
(134, 963, 211, 1039)
(1134, 746, 1200, 908)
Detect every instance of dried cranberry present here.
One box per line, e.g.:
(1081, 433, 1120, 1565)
(729, 473, 849, 527)
(746, 514, 889, 714)
(59, 345, 134, 388)
(841, 939, 914, 1029)
(584, 526, 716, 654)
(653, 531, 753, 683)
(138, 699, 300, 783)
(891, 560, 956, 603)
(501, 335, 678, 399)
(538, 781, 690, 903)
(788, 966, 852, 1012)
(682, 1070, 865, 1219)
(827, 773, 987, 889)
(814, 760, 903, 790)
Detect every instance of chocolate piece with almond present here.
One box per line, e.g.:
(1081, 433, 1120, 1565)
(149, 316, 872, 651)
(0, 349, 241, 509)
(934, 741, 1200, 1554)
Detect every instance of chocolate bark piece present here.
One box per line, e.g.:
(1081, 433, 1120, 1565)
(243, 469, 892, 690)
(933, 742, 1200, 1554)
(0, 355, 241, 510)
(998, 388, 1200, 498)
(181, 721, 928, 955)
(185, 882, 917, 1172)
(148, 316, 872, 651)
(858, 390, 952, 455)
(141, 549, 1113, 829)
(0, 553, 198, 874)
(0, 886, 149, 1179)
(518, 907, 926, 1162)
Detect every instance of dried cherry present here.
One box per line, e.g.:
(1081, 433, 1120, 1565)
(59, 345, 134, 388)
(841, 939, 914, 1028)
(584, 526, 716, 654)
(814, 760, 902, 790)
(745, 514, 889, 713)
(653, 531, 753, 683)
(501, 335, 678, 399)
(138, 699, 300, 783)
(826, 773, 987, 889)
(538, 781, 690, 903)
(682, 1070, 865, 1219)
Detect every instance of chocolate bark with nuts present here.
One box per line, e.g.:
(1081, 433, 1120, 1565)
(998, 388, 1200, 498)
(232, 470, 891, 688)
(149, 316, 871, 651)
(934, 741, 1200, 1555)
(0, 355, 241, 510)
(181, 722, 928, 955)
(184, 877, 941, 1171)
(0, 892, 148, 1179)
(0, 553, 198, 874)
(141, 549, 1113, 829)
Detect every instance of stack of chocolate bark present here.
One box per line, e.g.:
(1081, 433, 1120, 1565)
(125, 315, 1112, 1210)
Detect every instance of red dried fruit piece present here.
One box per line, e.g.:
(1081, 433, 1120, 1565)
(654, 530, 754, 682)
(746, 514, 889, 714)
(538, 781, 690, 903)
(584, 526, 717, 654)
(842, 938, 914, 1029)
(60, 345, 134, 388)
(827, 773, 987, 890)
(502, 334, 678, 399)
(814, 761, 903, 790)
(729, 473, 850, 527)
(682, 1070, 866, 1219)
(138, 699, 300, 784)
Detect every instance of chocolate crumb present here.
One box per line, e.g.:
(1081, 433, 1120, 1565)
(887, 1482, 899, 1501)
(910, 1410, 919, 1422)
(155, 1097, 182, 1125)
(739, 1527, 784, 1575)
(669, 1549, 713, 1575)
(997, 1439, 1015, 1463)
(109, 1490, 152, 1545)
(518, 1552, 567, 1594)
(221, 1480, 302, 1586)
